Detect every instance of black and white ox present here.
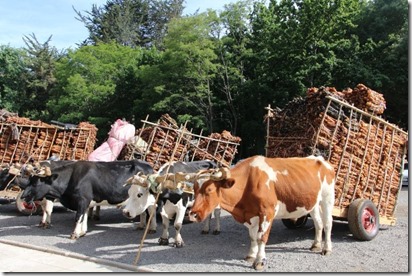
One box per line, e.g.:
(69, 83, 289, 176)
(122, 160, 221, 247)
(0, 160, 75, 224)
(21, 159, 154, 239)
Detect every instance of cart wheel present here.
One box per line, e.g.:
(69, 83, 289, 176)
(15, 191, 41, 215)
(282, 215, 308, 229)
(347, 199, 379, 241)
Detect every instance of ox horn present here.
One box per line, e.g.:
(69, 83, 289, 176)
(125, 172, 148, 187)
(180, 182, 194, 194)
(210, 167, 231, 180)
(8, 164, 21, 176)
(22, 163, 51, 177)
(154, 173, 181, 190)
(35, 166, 52, 177)
(23, 164, 36, 175)
(182, 169, 214, 182)
(153, 173, 199, 191)
(161, 172, 197, 183)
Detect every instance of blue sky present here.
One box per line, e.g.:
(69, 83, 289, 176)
(0, 0, 236, 50)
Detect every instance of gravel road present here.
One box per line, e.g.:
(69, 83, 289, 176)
(0, 187, 408, 272)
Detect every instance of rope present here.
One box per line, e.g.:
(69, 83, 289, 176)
(3, 155, 34, 191)
(133, 122, 188, 266)
(2, 149, 47, 215)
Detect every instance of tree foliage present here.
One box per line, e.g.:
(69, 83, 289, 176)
(352, 0, 408, 128)
(159, 12, 220, 131)
(0, 45, 27, 112)
(21, 34, 61, 120)
(75, 0, 184, 48)
(0, 0, 408, 159)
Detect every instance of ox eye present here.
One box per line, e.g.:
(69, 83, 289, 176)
(137, 193, 143, 198)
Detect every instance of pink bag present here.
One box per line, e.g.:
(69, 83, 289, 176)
(87, 119, 135, 161)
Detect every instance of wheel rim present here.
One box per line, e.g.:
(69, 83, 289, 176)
(22, 201, 36, 210)
(362, 207, 377, 233)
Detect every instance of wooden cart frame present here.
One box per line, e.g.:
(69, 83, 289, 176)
(0, 122, 97, 214)
(265, 95, 408, 240)
(121, 115, 241, 171)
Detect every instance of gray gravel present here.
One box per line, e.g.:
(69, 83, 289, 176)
(0, 187, 408, 272)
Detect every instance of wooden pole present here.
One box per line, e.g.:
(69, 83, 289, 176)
(133, 121, 188, 266)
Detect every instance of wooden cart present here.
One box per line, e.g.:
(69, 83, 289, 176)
(119, 114, 241, 170)
(0, 120, 97, 214)
(265, 94, 408, 241)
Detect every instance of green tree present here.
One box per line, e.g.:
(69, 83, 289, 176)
(150, 12, 219, 132)
(112, 46, 163, 123)
(49, 42, 161, 138)
(0, 45, 27, 112)
(130, 48, 165, 121)
(49, 42, 138, 123)
(22, 34, 61, 120)
(75, 0, 184, 48)
(214, 0, 267, 157)
(353, 0, 408, 129)
(249, 0, 363, 106)
(214, 0, 253, 134)
(235, 0, 368, 156)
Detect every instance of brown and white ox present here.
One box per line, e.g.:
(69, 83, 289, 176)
(186, 155, 336, 271)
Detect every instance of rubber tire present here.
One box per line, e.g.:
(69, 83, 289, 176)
(282, 215, 308, 229)
(347, 199, 379, 241)
(15, 191, 41, 215)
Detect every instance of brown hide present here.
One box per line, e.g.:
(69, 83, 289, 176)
(191, 155, 335, 225)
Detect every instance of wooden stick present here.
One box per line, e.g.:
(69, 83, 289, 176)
(133, 122, 188, 266)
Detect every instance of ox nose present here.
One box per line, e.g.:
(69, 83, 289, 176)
(122, 209, 131, 219)
(188, 211, 199, 222)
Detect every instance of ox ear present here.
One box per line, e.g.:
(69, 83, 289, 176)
(219, 178, 236, 189)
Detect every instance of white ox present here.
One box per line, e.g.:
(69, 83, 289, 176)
(122, 160, 221, 247)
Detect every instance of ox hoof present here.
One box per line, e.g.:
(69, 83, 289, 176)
(158, 237, 169, 246)
(201, 230, 209, 235)
(321, 249, 332, 256)
(252, 259, 266, 271)
(310, 244, 322, 252)
(70, 232, 86, 240)
(174, 241, 184, 248)
(212, 230, 220, 235)
(148, 229, 157, 234)
(38, 222, 51, 229)
(244, 256, 255, 263)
